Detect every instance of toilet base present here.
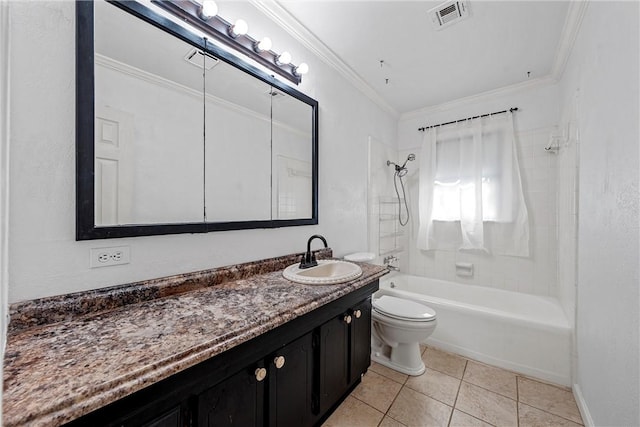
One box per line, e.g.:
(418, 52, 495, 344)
(371, 343, 426, 376)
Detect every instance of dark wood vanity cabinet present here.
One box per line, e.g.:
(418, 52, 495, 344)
(318, 297, 373, 416)
(67, 281, 378, 427)
(268, 333, 315, 427)
(350, 298, 373, 383)
(197, 363, 266, 426)
(198, 332, 314, 427)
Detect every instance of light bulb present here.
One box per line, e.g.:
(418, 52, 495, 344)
(200, 0, 218, 19)
(228, 19, 248, 38)
(254, 37, 272, 53)
(294, 62, 309, 76)
(276, 51, 292, 66)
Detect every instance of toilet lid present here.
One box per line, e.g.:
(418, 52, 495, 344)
(373, 295, 436, 322)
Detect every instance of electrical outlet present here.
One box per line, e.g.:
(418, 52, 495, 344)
(90, 246, 130, 268)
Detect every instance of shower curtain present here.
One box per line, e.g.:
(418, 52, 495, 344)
(417, 111, 529, 257)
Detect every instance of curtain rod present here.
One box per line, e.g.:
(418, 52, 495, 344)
(417, 107, 518, 132)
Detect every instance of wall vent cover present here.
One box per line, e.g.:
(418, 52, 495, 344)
(184, 48, 219, 70)
(429, 1, 470, 30)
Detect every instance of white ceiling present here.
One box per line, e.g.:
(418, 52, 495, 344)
(272, 1, 571, 115)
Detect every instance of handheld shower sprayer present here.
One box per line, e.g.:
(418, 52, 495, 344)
(387, 153, 415, 177)
(386, 153, 415, 226)
(403, 153, 416, 166)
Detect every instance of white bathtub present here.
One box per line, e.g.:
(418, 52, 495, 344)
(377, 272, 572, 386)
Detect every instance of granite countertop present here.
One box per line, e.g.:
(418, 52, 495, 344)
(2, 252, 387, 427)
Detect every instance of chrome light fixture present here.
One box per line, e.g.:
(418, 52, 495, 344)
(153, 0, 309, 84)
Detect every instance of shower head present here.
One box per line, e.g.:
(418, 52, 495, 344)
(387, 153, 416, 170)
(400, 153, 416, 168)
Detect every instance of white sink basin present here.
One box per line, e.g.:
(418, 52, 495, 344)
(283, 260, 363, 285)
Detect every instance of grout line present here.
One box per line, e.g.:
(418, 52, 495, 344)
(384, 384, 405, 419)
(460, 378, 518, 402)
(516, 371, 572, 392)
(369, 365, 408, 386)
(516, 375, 583, 425)
(349, 395, 386, 419)
(516, 375, 521, 427)
(447, 359, 467, 426)
(402, 380, 458, 409)
(385, 413, 408, 427)
(455, 409, 498, 427)
(518, 401, 584, 426)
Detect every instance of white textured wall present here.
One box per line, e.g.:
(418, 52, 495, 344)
(1, 0, 10, 422)
(397, 83, 561, 296)
(7, 1, 397, 302)
(559, 2, 640, 425)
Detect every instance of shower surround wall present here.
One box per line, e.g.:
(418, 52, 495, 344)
(397, 83, 570, 300)
(367, 136, 408, 268)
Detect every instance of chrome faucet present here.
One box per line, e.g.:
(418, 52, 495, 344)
(299, 234, 328, 269)
(383, 255, 400, 271)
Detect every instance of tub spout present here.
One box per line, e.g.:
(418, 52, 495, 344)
(384, 255, 400, 271)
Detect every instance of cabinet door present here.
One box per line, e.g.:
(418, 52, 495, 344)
(142, 406, 182, 427)
(350, 298, 372, 383)
(268, 333, 314, 427)
(197, 364, 265, 427)
(318, 313, 350, 415)
(65, 395, 190, 427)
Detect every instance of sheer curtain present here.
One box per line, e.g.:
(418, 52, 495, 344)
(417, 111, 529, 257)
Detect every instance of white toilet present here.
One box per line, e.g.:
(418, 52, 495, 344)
(371, 295, 437, 376)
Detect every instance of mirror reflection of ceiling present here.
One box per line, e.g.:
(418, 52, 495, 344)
(95, 1, 306, 124)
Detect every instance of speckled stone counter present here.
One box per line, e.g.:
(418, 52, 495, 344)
(3, 250, 387, 427)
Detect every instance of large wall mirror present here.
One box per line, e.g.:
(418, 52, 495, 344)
(76, 0, 318, 240)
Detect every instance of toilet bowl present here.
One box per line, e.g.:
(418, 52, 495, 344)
(371, 295, 437, 376)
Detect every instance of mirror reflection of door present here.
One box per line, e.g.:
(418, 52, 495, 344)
(94, 0, 204, 226)
(94, 105, 133, 225)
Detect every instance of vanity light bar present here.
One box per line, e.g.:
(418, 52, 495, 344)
(152, 0, 308, 84)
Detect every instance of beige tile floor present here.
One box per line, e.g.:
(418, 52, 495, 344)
(323, 346, 583, 427)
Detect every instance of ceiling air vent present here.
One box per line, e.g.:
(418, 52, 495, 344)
(429, 1, 470, 30)
(184, 48, 219, 70)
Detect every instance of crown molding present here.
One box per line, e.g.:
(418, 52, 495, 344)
(252, 0, 587, 123)
(400, 75, 557, 122)
(249, 0, 399, 118)
(550, 0, 589, 80)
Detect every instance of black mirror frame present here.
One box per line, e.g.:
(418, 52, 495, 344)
(76, 1, 318, 240)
